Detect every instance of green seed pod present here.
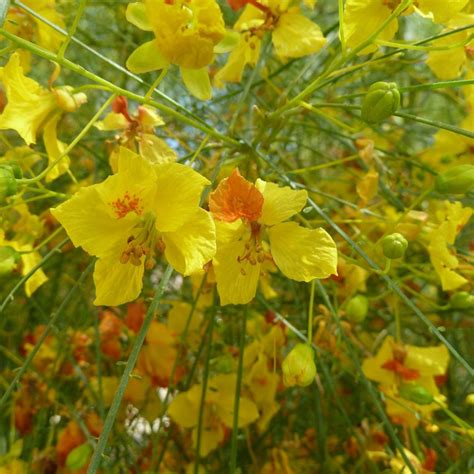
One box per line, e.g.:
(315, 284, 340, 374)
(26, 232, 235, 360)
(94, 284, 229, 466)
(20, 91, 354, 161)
(381, 233, 408, 259)
(66, 442, 92, 471)
(0, 247, 20, 276)
(345, 294, 369, 323)
(282, 343, 316, 387)
(0, 166, 17, 200)
(449, 291, 474, 309)
(361, 82, 400, 123)
(435, 164, 474, 195)
(399, 383, 434, 405)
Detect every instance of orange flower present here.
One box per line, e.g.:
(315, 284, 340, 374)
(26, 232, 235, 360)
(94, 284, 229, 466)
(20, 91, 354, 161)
(209, 169, 264, 223)
(56, 421, 86, 466)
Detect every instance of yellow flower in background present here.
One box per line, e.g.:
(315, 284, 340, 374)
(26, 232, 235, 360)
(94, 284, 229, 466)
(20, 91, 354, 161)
(216, 0, 326, 85)
(427, 201, 472, 291)
(3, 0, 65, 71)
(343, 0, 469, 54)
(126, 0, 225, 99)
(363, 336, 449, 427)
(0, 205, 48, 297)
(95, 95, 177, 171)
(168, 374, 258, 457)
(209, 169, 337, 305)
(51, 148, 216, 306)
(0, 53, 87, 181)
(426, 14, 474, 80)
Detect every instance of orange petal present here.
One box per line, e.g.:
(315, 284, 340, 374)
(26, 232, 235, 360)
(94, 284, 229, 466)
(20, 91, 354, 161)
(209, 169, 263, 222)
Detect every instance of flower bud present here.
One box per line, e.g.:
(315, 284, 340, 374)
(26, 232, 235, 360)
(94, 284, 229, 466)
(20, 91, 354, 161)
(381, 233, 408, 259)
(345, 294, 369, 323)
(0, 166, 17, 200)
(449, 291, 474, 309)
(361, 82, 400, 123)
(55, 87, 87, 112)
(399, 383, 434, 405)
(66, 443, 92, 470)
(465, 393, 474, 406)
(282, 343, 316, 387)
(435, 165, 474, 195)
(0, 246, 20, 276)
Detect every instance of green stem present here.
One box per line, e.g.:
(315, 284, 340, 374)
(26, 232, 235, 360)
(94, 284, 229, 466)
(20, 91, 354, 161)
(87, 265, 173, 474)
(144, 66, 169, 101)
(394, 112, 474, 139)
(308, 280, 316, 343)
(230, 307, 248, 473)
(194, 309, 215, 472)
(57, 0, 88, 60)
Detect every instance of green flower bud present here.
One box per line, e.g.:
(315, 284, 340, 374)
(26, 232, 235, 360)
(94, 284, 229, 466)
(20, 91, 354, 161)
(435, 165, 474, 195)
(399, 383, 434, 405)
(381, 233, 408, 259)
(212, 354, 234, 373)
(0, 247, 20, 276)
(449, 291, 474, 309)
(361, 82, 400, 123)
(345, 294, 369, 323)
(1, 162, 22, 179)
(0, 166, 17, 200)
(66, 442, 92, 471)
(282, 343, 316, 387)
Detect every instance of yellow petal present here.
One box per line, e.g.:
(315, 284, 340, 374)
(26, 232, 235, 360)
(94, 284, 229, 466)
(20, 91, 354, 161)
(162, 208, 216, 275)
(126, 2, 153, 31)
(0, 53, 57, 144)
(153, 163, 210, 233)
(268, 222, 337, 281)
(417, 0, 469, 23)
(138, 133, 177, 164)
(22, 251, 48, 297)
(95, 112, 129, 131)
(168, 386, 201, 428)
(343, 0, 397, 54)
(356, 168, 379, 205)
(93, 255, 144, 306)
(216, 396, 259, 428)
(43, 114, 70, 182)
(362, 336, 397, 386)
(214, 33, 261, 86)
(405, 345, 449, 376)
(255, 179, 307, 226)
(181, 67, 212, 101)
(272, 10, 326, 59)
(51, 185, 137, 257)
(213, 235, 261, 305)
(126, 40, 168, 74)
(192, 423, 224, 457)
(426, 31, 468, 80)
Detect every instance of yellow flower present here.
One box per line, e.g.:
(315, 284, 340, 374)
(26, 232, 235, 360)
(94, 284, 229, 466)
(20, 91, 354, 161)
(95, 95, 176, 171)
(209, 169, 337, 305)
(168, 374, 259, 457)
(216, 0, 326, 85)
(0, 53, 87, 181)
(427, 201, 472, 291)
(343, 0, 469, 54)
(126, 0, 225, 99)
(51, 148, 216, 306)
(362, 336, 449, 427)
(426, 14, 474, 80)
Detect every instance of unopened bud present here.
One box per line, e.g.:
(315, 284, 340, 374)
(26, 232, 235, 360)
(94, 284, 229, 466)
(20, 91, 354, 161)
(66, 443, 92, 470)
(361, 82, 400, 123)
(449, 291, 474, 309)
(399, 383, 434, 405)
(435, 165, 474, 195)
(282, 343, 316, 387)
(55, 87, 87, 112)
(381, 233, 408, 259)
(0, 246, 20, 275)
(345, 294, 369, 323)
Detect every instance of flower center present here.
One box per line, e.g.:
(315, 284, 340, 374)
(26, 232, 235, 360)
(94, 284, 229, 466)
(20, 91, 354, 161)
(120, 213, 161, 268)
(110, 192, 143, 219)
(237, 222, 272, 273)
